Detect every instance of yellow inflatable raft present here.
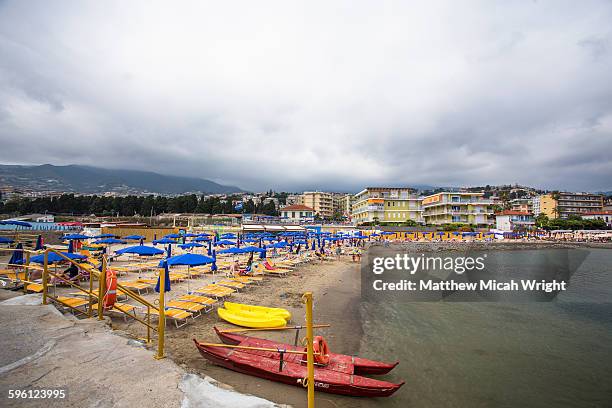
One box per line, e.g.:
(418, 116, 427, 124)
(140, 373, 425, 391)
(217, 307, 287, 328)
(224, 301, 292, 321)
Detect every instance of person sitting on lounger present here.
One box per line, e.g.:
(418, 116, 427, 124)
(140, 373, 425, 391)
(51, 263, 80, 285)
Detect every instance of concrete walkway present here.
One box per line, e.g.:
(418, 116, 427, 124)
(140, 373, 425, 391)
(0, 295, 284, 408)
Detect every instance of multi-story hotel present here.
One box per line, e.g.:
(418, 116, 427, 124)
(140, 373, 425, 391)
(509, 198, 533, 213)
(332, 193, 353, 219)
(351, 187, 423, 225)
(422, 192, 493, 226)
(300, 191, 334, 219)
(556, 192, 603, 219)
(532, 194, 557, 218)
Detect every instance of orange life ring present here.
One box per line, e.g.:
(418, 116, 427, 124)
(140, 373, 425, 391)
(312, 336, 330, 365)
(103, 269, 117, 310)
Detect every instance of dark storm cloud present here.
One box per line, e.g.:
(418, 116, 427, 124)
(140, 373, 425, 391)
(0, 0, 611, 192)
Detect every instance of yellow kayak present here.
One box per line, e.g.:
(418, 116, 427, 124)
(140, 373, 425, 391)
(218, 307, 287, 328)
(224, 301, 292, 321)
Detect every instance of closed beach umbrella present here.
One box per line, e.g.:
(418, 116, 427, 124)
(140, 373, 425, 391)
(67, 240, 74, 253)
(35, 235, 44, 250)
(155, 260, 171, 293)
(211, 250, 218, 272)
(8, 243, 24, 265)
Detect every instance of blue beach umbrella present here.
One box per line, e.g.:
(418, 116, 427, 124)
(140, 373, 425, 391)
(115, 245, 164, 256)
(162, 253, 214, 292)
(179, 242, 203, 249)
(124, 235, 145, 240)
(30, 252, 86, 264)
(0, 237, 14, 244)
(241, 245, 264, 253)
(214, 240, 236, 246)
(153, 238, 177, 245)
(63, 234, 90, 240)
(218, 247, 245, 255)
(93, 234, 115, 239)
(93, 238, 127, 245)
(164, 233, 182, 239)
(194, 236, 211, 242)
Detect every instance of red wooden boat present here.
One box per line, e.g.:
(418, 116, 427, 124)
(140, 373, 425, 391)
(215, 327, 399, 375)
(192, 328, 404, 398)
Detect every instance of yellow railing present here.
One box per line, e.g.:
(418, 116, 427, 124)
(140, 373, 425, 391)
(36, 248, 163, 351)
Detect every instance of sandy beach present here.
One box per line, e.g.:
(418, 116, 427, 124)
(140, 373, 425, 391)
(102, 255, 365, 408)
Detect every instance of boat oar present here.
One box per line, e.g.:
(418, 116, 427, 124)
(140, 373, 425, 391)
(196, 341, 321, 356)
(219, 324, 330, 333)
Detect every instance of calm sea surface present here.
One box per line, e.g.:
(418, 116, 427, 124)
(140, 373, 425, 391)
(358, 248, 612, 407)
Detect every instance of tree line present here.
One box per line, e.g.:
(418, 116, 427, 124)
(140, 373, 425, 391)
(0, 193, 280, 217)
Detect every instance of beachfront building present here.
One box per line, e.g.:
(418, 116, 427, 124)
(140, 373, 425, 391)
(582, 211, 612, 228)
(300, 191, 334, 218)
(495, 210, 535, 231)
(351, 187, 423, 225)
(509, 198, 533, 213)
(532, 194, 557, 218)
(422, 192, 494, 226)
(280, 204, 315, 222)
(557, 192, 604, 219)
(332, 193, 353, 219)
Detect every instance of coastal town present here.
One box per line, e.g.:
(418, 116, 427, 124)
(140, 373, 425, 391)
(2, 185, 611, 233)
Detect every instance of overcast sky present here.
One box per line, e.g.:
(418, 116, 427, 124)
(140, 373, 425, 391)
(0, 1, 611, 192)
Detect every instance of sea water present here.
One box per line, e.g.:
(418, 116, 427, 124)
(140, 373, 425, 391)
(358, 248, 612, 407)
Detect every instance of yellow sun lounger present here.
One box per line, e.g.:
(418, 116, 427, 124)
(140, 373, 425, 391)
(119, 281, 152, 294)
(231, 276, 262, 284)
(92, 302, 137, 321)
(167, 300, 209, 316)
(137, 278, 157, 285)
(147, 308, 192, 328)
(26, 282, 44, 293)
(0, 271, 27, 281)
(217, 279, 245, 290)
(193, 285, 235, 299)
(53, 296, 91, 313)
(177, 294, 216, 306)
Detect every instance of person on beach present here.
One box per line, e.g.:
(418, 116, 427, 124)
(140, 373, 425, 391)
(228, 259, 239, 277)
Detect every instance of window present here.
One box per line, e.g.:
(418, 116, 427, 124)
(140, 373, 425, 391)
(451, 196, 460, 202)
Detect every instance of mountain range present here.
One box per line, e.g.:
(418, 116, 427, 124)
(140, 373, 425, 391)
(0, 164, 243, 195)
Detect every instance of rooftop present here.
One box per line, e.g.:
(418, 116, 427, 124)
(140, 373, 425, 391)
(281, 204, 315, 211)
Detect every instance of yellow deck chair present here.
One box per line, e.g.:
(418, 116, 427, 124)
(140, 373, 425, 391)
(147, 308, 192, 328)
(178, 294, 216, 306)
(167, 300, 208, 316)
(217, 279, 245, 290)
(119, 281, 151, 294)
